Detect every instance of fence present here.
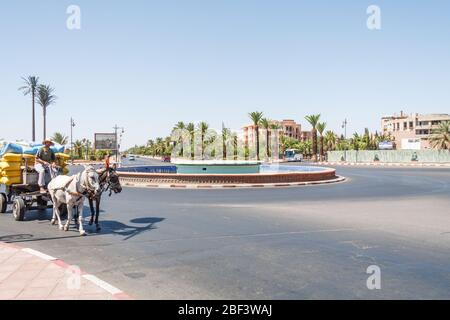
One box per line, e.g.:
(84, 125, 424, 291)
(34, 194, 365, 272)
(327, 150, 450, 163)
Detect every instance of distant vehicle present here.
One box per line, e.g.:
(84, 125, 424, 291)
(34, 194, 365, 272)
(285, 149, 303, 162)
(128, 155, 136, 161)
(162, 156, 171, 163)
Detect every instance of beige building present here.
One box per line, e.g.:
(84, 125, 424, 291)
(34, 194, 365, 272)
(243, 119, 311, 144)
(381, 111, 450, 149)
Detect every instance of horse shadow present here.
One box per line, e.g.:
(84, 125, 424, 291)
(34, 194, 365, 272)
(95, 217, 165, 240)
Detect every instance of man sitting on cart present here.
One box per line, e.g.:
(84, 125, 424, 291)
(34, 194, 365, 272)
(35, 139, 58, 194)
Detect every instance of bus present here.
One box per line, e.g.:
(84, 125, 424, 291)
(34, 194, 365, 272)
(285, 149, 303, 162)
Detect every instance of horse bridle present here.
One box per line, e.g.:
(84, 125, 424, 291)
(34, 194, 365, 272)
(103, 169, 121, 197)
(78, 168, 98, 198)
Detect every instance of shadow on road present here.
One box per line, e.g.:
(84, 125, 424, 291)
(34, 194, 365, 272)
(99, 217, 165, 240)
(0, 217, 165, 243)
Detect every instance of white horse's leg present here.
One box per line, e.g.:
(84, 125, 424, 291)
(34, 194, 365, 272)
(77, 201, 86, 236)
(64, 199, 73, 231)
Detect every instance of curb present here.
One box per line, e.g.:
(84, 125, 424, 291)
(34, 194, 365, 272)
(0, 242, 133, 300)
(315, 162, 450, 168)
(121, 176, 346, 189)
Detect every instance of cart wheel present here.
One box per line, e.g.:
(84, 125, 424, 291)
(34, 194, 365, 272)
(12, 198, 26, 221)
(0, 193, 7, 214)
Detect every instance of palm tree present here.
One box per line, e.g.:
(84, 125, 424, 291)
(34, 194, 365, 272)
(222, 126, 231, 160)
(197, 122, 209, 159)
(36, 84, 57, 140)
(316, 122, 326, 161)
(305, 114, 321, 162)
(248, 111, 264, 160)
(73, 140, 83, 159)
(51, 132, 68, 145)
(173, 122, 186, 157)
(324, 130, 337, 152)
(260, 118, 271, 158)
(18, 76, 39, 141)
(187, 123, 195, 159)
(429, 121, 450, 150)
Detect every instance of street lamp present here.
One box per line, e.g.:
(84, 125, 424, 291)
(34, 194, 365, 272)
(342, 119, 348, 162)
(113, 125, 125, 164)
(70, 118, 76, 164)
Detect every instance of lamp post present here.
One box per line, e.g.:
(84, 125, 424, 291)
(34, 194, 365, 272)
(113, 125, 125, 164)
(70, 118, 76, 164)
(342, 119, 348, 162)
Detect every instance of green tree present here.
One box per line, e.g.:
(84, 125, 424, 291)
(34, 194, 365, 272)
(173, 121, 186, 157)
(51, 132, 68, 145)
(187, 122, 195, 159)
(248, 111, 264, 160)
(260, 118, 272, 158)
(197, 122, 209, 159)
(305, 114, 321, 162)
(36, 84, 57, 140)
(429, 121, 450, 150)
(18, 76, 39, 142)
(316, 122, 326, 161)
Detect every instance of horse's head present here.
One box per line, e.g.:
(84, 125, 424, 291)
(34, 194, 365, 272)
(82, 166, 101, 197)
(106, 167, 122, 195)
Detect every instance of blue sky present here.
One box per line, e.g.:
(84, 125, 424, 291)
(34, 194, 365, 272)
(1, 1, 449, 148)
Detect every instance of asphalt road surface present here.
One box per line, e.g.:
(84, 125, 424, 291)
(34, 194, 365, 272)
(1, 160, 449, 299)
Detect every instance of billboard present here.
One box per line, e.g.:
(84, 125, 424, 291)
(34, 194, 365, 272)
(401, 138, 421, 150)
(94, 133, 117, 150)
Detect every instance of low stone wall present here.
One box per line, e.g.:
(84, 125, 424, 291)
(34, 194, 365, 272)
(118, 169, 337, 185)
(327, 150, 450, 163)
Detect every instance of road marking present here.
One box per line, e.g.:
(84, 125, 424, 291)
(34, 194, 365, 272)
(82, 274, 123, 295)
(22, 248, 57, 261)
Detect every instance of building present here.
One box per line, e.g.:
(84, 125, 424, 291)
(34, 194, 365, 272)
(243, 119, 311, 144)
(381, 111, 450, 150)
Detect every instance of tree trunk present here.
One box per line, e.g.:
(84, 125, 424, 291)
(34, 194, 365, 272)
(266, 130, 270, 158)
(320, 136, 324, 161)
(312, 129, 317, 162)
(256, 126, 260, 161)
(32, 90, 36, 142)
(43, 107, 47, 140)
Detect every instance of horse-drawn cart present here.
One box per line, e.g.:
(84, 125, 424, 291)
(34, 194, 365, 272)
(0, 161, 56, 221)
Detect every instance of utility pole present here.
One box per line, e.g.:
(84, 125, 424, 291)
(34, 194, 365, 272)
(342, 119, 348, 162)
(70, 118, 76, 164)
(113, 124, 125, 164)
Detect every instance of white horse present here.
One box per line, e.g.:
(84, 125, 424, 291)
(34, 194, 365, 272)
(48, 166, 101, 236)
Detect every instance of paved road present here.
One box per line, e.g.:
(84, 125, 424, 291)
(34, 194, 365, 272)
(1, 161, 450, 299)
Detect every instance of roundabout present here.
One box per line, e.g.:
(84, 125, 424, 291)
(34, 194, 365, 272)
(117, 161, 344, 188)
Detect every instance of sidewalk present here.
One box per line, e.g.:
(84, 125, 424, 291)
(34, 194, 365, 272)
(0, 242, 132, 300)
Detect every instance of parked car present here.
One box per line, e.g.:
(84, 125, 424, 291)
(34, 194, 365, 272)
(162, 156, 171, 163)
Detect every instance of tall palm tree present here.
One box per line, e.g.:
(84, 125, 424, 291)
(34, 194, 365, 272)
(324, 130, 337, 152)
(18, 76, 39, 141)
(248, 111, 264, 160)
(260, 118, 271, 158)
(51, 132, 68, 145)
(197, 122, 209, 159)
(173, 122, 186, 157)
(36, 84, 57, 140)
(187, 122, 195, 159)
(429, 121, 450, 150)
(305, 114, 321, 162)
(222, 126, 231, 160)
(316, 122, 326, 161)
